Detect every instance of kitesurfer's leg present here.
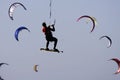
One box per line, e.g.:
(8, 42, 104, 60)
(53, 37, 58, 50)
(46, 41, 49, 50)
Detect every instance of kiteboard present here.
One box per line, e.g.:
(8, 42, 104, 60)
(40, 48, 63, 53)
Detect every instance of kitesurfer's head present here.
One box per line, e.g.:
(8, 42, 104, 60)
(42, 22, 46, 27)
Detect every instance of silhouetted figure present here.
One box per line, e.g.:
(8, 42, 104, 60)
(42, 22, 58, 51)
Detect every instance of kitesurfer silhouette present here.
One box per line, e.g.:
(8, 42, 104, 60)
(42, 22, 58, 51)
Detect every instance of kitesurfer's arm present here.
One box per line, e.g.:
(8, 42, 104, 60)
(48, 24, 55, 31)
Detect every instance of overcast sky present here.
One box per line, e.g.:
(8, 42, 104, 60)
(0, 0, 120, 80)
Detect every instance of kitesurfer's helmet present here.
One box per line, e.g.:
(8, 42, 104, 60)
(42, 22, 46, 27)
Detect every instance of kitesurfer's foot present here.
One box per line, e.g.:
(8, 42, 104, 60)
(53, 48, 59, 51)
(45, 48, 49, 50)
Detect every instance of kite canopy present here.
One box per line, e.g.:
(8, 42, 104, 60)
(34, 65, 38, 72)
(0, 63, 9, 67)
(99, 36, 112, 48)
(77, 15, 96, 32)
(8, 2, 27, 20)
(15, 26, 30, 41)
(110, 58, 120, 74)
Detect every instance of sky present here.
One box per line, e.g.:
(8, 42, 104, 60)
(0, 0, 120, 80)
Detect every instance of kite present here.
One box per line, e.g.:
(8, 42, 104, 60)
(8, 2, 27, 20)
(99, 36, 112, 48)
(110, 58, 120, 74)
(34, 65, 38, 72)
(15, 26, 30, 41)
(0, 63, 9, 67)
(77, 15, 96, 32)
